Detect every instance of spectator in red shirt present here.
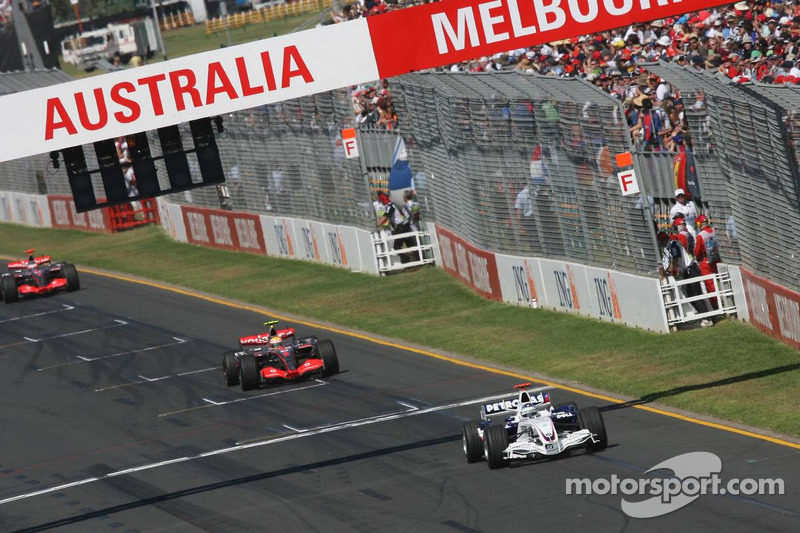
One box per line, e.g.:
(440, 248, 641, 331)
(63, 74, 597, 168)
(694, 214, 722, 308)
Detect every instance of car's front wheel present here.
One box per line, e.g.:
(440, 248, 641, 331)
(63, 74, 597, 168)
(317, 339, 339, 376)
(2, 275, 18, 304)
(462, 420, 483, 463)
(63, 263, 80, 292)
(222, 351, 240, 386)
(578, 406, 608, 451)
(239, 353, 260, 391)
(483, 425, 510, 469)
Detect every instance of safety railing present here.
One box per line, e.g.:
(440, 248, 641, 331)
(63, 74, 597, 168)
(372, 229, 435, 274)
(160, 10, 195, 31)
(205, 0, 328, 35)
(660, 268, 737, 330)
(108, 199, 160, 232)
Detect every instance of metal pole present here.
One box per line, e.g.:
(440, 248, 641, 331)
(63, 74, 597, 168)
(630, 153, 663, 267)
(150, 0, 167, 60)
(72, 3, 83, 34)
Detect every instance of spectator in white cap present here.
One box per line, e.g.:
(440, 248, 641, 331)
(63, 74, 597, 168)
(669, 188, 698, 237)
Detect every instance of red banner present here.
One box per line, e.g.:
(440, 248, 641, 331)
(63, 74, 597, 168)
(368, 0, 733, 78)
(740, 268, 800, 350)
(181, 205, 266, 254)
(436, 225, 502, 301)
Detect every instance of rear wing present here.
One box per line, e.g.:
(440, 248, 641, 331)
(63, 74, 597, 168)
(239, 327, 295, 346)
(480, 397, 520, 422)
(7, 256, 51, 270)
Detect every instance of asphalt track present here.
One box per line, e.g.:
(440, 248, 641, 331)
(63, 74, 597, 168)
(0, 271, 797, 532)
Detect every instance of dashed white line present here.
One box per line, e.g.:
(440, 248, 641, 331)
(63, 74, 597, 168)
(282, 424, 301, 432)
(156, 379, 330, 417)
(93, 367, 217, 392)
(0, 304, 74, 324)
(0, 386, 551, 507)
(37, 337, 189, 371)
(203, 398, 222, 406)
(23, 320, 129, 343)
(396, 401, 420, 411)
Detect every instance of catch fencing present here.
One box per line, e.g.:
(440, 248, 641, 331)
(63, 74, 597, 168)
(2, 67, 800, 295)
(392, 71, 659, 277)
(640, 63, 800, 293)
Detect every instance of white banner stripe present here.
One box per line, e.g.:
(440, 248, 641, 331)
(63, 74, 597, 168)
(0, 19, 378, 163)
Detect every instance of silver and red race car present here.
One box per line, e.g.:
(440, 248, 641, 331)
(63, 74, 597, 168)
(2, 250, 80, 304)
(222, 320, 340, 391)
(462, 383, 608, 469)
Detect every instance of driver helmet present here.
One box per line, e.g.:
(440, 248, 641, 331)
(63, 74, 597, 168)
(269, 336, 282, 350)
(520, 402, 539, 418)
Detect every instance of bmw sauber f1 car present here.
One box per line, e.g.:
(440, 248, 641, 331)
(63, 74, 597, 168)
(2, 250, 80, 304)
(462, 383, 608, 469)
(222, 320, 340, 391)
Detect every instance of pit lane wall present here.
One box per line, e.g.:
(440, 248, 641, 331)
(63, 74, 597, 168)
(158, 200, 379, 275)
(430, 223, 670, 333)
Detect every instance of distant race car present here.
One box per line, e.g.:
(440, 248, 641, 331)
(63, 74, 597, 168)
(222, 320, 340, 391)
(462, 383, 608, 469)
(1, 250, 80, 304)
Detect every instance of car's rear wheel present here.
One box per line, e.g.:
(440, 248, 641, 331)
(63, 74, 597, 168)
(462, 420, 483, 463)
(2, 276, 18, 304)
(239, 353, 260, 391)
(222, 351, 240, 386)
(578, 406, 608, 451)
(317, 339, 339, 376)
(483, 424, 510, 469)
(63, 263, 80, 292)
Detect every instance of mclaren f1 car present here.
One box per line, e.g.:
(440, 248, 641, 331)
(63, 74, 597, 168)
(222, 320, 340, 391)
(2, 250, 80, 304)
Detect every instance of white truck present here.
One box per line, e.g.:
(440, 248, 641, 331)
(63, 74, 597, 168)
(61, 19, 159, 70)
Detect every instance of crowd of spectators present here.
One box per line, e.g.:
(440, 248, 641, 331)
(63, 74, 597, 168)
(338, 0, 800, 141)
(0, 0, 13, 30)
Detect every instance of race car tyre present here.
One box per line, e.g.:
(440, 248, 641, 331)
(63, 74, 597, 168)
(483, 424, 510, 470)
(578, 406, 608, 451)
(317, 339, 340, 376)
(222, 351, 240, 387)
(239, 353, 260, 391)
(2, 276, 18, 304)
(462, 420, 483, 463)
(63, 263, 81, 292)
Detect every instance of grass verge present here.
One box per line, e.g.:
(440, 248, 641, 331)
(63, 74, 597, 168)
(1, 223, 798, 438)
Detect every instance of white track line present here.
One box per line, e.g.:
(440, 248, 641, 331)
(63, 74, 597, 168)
(37, 338, 189, 371)
(156, 379, 330, 417)
(94, 367, 217, 392)
(0, 304, 74, 324)
(0, 386, 551, 507)
(23, 319, 128, 343)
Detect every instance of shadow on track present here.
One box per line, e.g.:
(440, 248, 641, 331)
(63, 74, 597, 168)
(13, 434, 461, 533)
(600, 362, 800, 412)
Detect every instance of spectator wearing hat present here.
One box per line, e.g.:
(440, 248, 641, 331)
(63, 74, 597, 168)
(672, 213, 695, 254)
(670, 188, 698, 236)
(694, 214, 722, 307)
(671, 214, 711, 315)
(374, 191, 393, 232)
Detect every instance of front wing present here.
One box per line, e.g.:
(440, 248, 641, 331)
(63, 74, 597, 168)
(501, 429, 597, 459)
